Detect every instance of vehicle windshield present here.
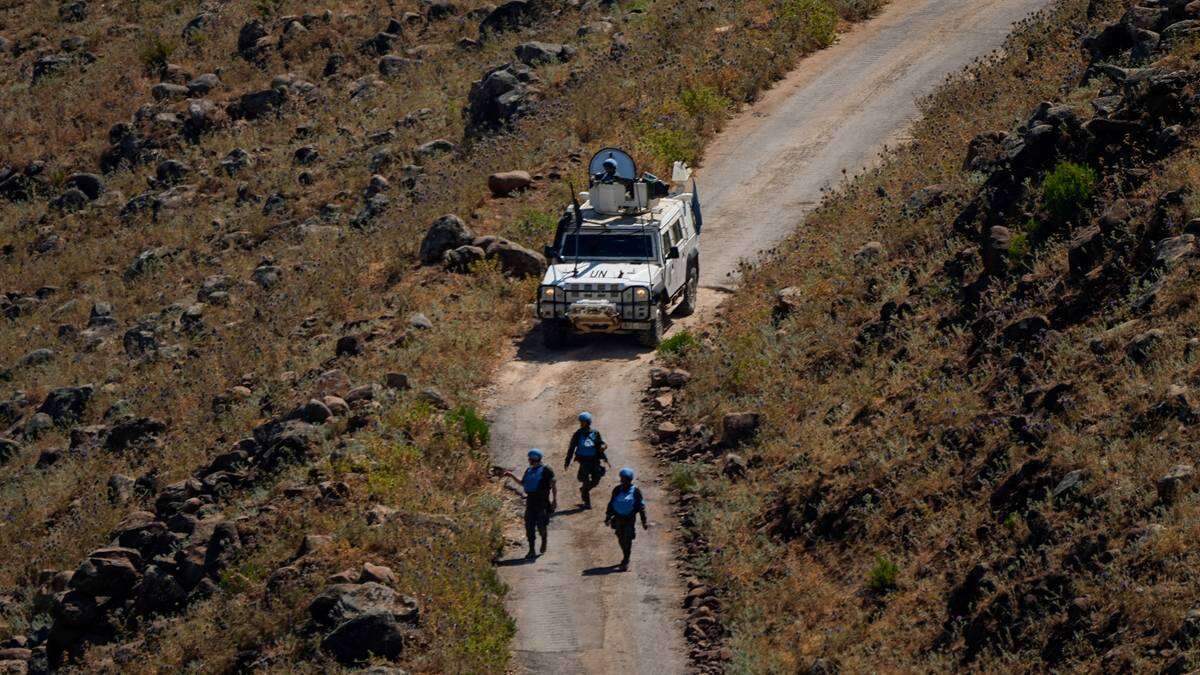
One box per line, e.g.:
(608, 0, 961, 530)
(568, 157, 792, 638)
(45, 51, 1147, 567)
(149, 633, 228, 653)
(559, 233, 654, 260)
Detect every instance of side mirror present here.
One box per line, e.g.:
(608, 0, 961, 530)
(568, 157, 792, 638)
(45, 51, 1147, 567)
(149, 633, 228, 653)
(667, 246, 681, 260)
(543, 245, 558, 260)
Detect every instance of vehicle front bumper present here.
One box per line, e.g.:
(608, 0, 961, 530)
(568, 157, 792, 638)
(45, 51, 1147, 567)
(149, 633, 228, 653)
(536, 291, 653, 333)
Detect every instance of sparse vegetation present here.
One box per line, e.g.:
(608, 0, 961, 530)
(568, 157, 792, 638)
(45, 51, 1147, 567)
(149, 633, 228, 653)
(0, 0, 884, 669)
(658, 329, 700, 357)
(1042, 160, 1098, 222)
(653, 0, 1200, 670)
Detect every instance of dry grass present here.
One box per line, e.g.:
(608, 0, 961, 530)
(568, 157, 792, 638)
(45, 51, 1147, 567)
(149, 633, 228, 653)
(0, 0, 887, 669)
(666, 0, 1200, 671)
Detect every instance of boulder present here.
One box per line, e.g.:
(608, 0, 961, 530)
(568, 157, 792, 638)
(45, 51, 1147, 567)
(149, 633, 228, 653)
(1157, 464, 1195, 505)
(309, 582, 417, 627)
(1152, 234, 1196, 270)
(721, 412, 760, 445)
(0, 439, 19, 465)
(150, 83, 189, 102)
(486, 238, 546, 278)
(443, 245, 486, 272)
(38, 386, 92, 424)
(359, 563, 397, 586)
(1066, 225, 1104, 276)
(479, 1, 536, 35)
(418, 215, 474, 264)
(322, 611, 413, 664)
(64, 173, 103, 200)
(69, 547, 142, 597)
(465, 62, 537, 133)
(852, 241, 884, 263)
(228, 88, 286, 120)
(487, 170, 532, 196)
(514, 41, 575, 65)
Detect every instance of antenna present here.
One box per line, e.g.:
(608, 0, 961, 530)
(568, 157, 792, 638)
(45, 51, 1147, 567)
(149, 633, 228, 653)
(569, 182, 584, 279)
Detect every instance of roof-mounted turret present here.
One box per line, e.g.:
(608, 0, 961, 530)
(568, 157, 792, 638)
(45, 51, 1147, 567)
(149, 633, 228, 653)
(585, 148, 684, 216)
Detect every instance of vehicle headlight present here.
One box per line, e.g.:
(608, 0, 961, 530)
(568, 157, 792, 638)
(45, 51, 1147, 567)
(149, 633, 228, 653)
(540, 286, 558, 302)
(633, 287, 649, 302)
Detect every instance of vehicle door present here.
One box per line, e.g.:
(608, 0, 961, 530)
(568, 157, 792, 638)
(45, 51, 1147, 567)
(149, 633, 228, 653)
(661, 218, 685, 297)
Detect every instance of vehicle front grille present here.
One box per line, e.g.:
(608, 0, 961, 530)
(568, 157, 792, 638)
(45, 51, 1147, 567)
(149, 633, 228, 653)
(563, 283, 622, 303)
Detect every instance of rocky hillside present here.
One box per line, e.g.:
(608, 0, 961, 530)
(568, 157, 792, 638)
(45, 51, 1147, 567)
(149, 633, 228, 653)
(0, 0, 884, 671)
(650, 0, 1200, 670)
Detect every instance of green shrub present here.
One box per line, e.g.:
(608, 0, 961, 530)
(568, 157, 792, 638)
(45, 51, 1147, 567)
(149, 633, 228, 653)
(447, 405, 491, 449)
(643, 128, 698, 165)
(680, 86, 731, 121)
(866, 554, 899, 593)
(658, 330, 699, 356)
(669, 464, 701, 494)
(1042, 161, 1097, 221)
(136, 34, 176, 74)
(513, 209, 558, 241)
(779, 0, 839, 50)
(1007, 231, 1030, 261)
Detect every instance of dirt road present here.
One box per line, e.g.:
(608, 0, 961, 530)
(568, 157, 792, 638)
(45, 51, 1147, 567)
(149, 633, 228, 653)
(485, 0, 1048, 671)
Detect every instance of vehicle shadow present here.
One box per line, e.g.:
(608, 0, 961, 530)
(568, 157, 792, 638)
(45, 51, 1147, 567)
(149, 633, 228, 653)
(513, 323, 657, 365)
(581, 564, 626, 576)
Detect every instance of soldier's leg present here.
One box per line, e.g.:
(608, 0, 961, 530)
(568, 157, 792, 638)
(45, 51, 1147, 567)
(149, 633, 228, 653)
(537, 510, 549, 553)
(523, 507, 537, 557)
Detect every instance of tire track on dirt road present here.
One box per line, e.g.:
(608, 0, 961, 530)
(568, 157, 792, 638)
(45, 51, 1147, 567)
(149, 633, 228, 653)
(485, 0, 1048, 671)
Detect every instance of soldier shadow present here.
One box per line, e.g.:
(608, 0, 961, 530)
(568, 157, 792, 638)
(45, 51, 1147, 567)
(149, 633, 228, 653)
(514, 325, 652, 364)
(552, 506, 588, 517)
(581, 564, 626, 576)
(495, 555, 540, 567)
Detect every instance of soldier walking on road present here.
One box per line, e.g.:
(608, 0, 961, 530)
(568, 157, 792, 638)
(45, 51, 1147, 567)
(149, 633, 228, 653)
(503, 449, 557, 559)
(605, 467, 648, 571)
(564, 411, 610, 508)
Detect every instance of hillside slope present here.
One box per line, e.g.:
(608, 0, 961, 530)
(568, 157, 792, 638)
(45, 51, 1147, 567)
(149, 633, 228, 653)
(0, 0, 883, 672)
(652, 0, 1200, 670)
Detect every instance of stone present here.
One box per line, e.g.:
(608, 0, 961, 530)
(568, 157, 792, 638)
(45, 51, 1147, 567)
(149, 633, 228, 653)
(296, 534, 333, 559)
(0, 439, 19, 465)
(479, 1, 536, 35)
(187, 73, 220, 95)
(983, 226, 1012, 276)
(335, 335, 362, 357)
(1067, 225, 1104, 276)
(414, 139, 456, 158)
(107, 474, 134, 504)
(487, 170, 532, 196)
(485, 238, 546, 278)
(379, 55, 420, 76)
(721, 412, 760, 445)
(443, 245, 486, 272)
(853, 241, 884, 262)
(418, 388, 451, 410)
(303, 399, 332, 424)
(514, 41, 575, 65)
(408, 313, 433, 330)
(229, 88, 286, 120)
(151, 83, 189, 102)
(1127, 329, 1165, 364)
(64, 173, 103, 200)
(383, 373, 410, 390)
(38, 386, 92, 424)
(69, 547, 142, 597)
(1157, 464, 1195, 505)
(418, 215, 474, 264)
(465, 62, 537, 133)
(1153, 234, 1196, 270)
(902, 184, 950, 217)
(359, 563, 397, 586)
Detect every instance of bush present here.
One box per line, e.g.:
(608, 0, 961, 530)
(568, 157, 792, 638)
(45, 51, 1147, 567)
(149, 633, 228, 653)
(779, 0, 839, 50)
(680, 86, 731, 121)
(1042, 161, 1097, 221)
(669, 464, 701, 494)
(658, 330, 699, 356)
(866, 554, 899, 593)
(643, 128, 698, 165)
(136, 34, 176, 75)
(513, 209, 558, 241)
(447, 405, 490, 449)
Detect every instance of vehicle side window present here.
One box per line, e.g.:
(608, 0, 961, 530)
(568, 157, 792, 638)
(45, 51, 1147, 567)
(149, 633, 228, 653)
(661, 230, 672, 254)
(671, 220, 684, 243)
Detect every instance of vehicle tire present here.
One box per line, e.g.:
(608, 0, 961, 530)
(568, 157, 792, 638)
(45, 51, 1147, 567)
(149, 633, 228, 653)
(638, 305, 664, 348)
(543, 319, 569, 350)
(677, 264, 699, 317)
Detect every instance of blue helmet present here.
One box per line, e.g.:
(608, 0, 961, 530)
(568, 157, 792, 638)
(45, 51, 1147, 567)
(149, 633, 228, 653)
(602, 158, 617, 171)
(619, 467, 634, 480)
(528, 448, 543, 461)
(579, 411, 593, 424)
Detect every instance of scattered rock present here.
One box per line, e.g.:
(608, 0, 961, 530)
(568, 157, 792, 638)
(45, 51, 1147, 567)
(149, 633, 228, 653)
(419, 215, 474, 264)
(1157, 464, 1194, 505)
(487, 170, 532, 196)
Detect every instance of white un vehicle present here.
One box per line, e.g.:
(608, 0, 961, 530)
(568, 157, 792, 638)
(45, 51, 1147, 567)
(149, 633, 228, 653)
(537, 148, 702, 349)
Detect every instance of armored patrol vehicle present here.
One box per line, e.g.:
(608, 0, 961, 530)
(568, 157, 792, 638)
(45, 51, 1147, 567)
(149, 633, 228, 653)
(536, 148, 702, 348)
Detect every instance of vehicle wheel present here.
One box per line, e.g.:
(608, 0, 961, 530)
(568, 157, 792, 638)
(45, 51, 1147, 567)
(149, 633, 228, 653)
(638, 305, 664, 348)
(677, 264, 699, 317)
(543, 320, 569, 349)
